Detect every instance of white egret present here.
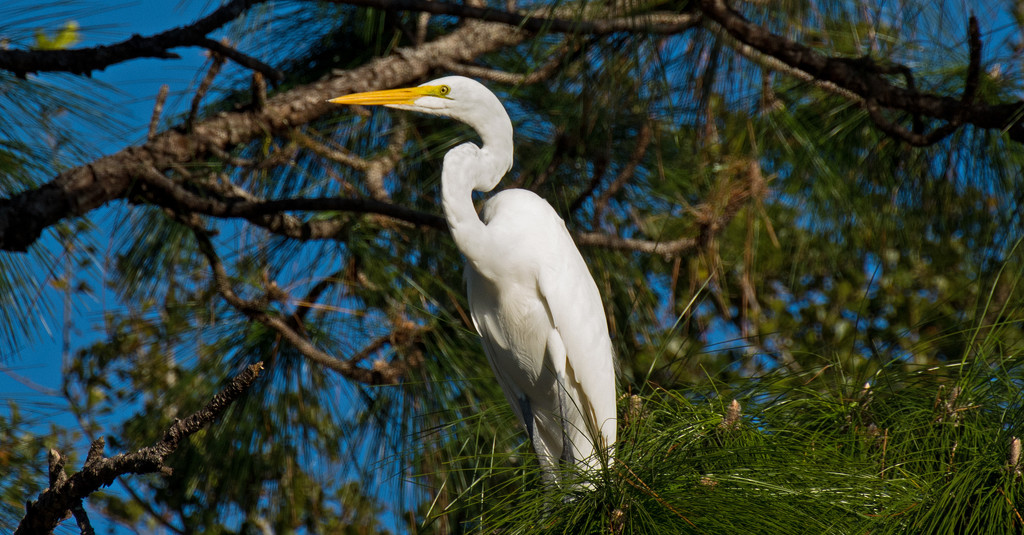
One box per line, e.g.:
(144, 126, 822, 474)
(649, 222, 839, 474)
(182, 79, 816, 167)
(329, 76, 616, 483)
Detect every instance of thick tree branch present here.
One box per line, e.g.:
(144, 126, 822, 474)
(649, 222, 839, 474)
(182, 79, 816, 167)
(15, 362, 264, 535)
(130, 166, 446, 236)
(697, 0, 1024, 143)
(130, 160, 714, 262)
(0, 19, 525, 252)
(0, 0, 267, 77)
(0, 0, 704, 252)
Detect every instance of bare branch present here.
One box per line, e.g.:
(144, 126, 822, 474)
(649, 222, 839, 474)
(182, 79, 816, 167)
(188, 46, 228, 130)
(440, 39, 578, 85)
(130, 166, 445, 236)
(292, 270, 346, 324)
(15, 363, 264, 535)
(134, 162, 728, 262)
(864, 99, 958, 147)
(293, 130, 371, 171)
(0, 0, 267, 77)
(702, 20, 861, 102)
(147, 84, 170, 141)
(71, 501, 95, 535)
(860, 16, 982, 147)
(251, 71, 268, 111)
(294, 126, 408, 201)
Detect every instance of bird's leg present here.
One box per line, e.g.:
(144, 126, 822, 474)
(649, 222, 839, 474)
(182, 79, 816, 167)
(519, 395, 535, 444)
(556, 372, 574, 465)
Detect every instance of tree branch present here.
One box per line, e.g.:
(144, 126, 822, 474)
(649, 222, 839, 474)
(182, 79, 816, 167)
(697, 0, 1024, 143)
(129, 166, 446, 236)
(591, 121, 653, 218)
(198, 37, 283, 81)
(188, 46, 228, 130)
(131, 161, 722, 262)
(859, 16, 983, 147)
(188, 223, 411, 385)
(15, 362, 264, 535)
(0, 0, 267, 77)
(328, 0, 701, 35)
(0, 18, 525, 252)
(575, 232, 697, 258)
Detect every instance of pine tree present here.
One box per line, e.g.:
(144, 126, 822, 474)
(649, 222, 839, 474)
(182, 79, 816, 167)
(1, 0, 1022, 532)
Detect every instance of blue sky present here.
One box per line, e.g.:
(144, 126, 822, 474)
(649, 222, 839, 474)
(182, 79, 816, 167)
(5, 0, 1021, 532)
(1, 2, 240, 532)
(1, 1, 220, 407)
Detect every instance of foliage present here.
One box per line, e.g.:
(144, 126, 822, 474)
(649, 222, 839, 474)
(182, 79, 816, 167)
(0, 400, 77, 528)
(2, 0, 1024, 533)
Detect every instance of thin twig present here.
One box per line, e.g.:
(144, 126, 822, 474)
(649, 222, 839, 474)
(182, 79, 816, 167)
(292, 269, 346, 324)
(188, 44, 228, 130)
(592, 121, 653, 219)
(147, 84, 169, 141)
(189, 222, 411, 385)
(575, 232, 697, 258)
(252, 71, 268, 111)
(440, 40, 578, 85)
(198, 36, 283, 81)
(15, 363, 264, 535)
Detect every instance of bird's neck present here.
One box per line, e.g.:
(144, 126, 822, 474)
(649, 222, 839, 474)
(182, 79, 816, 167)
(441, 140, 511, 269)
(476, 122, 514, 185)
(440, 111, 513, 267)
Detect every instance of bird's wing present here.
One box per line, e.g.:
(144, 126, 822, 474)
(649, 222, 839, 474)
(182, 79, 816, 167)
(536, 219, 617, 459)
(465, 264, 530, 430)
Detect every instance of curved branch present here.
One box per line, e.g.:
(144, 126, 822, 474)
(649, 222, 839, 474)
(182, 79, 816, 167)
(15, 362, 264, 535)
(0, 0, 267, 77)
(190, 224, 410, 385)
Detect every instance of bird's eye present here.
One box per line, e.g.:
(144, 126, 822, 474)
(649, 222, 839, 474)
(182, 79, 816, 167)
(439, 85, 451, 96)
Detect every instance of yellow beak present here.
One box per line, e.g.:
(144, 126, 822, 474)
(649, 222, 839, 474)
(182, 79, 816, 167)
(328, 85, 440, 106)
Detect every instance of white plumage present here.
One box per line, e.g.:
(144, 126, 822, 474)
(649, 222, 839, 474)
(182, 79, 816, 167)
(330, 76, 616, 482)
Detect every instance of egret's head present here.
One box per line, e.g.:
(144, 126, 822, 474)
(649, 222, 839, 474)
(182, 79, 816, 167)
(329, 79, 453, 112)
(329, 76, 514, 180)
(328, 76, 510, 139)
